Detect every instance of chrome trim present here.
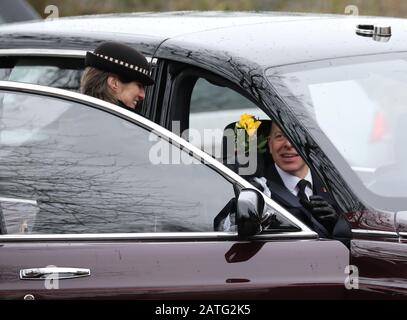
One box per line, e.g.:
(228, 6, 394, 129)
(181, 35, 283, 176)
(374, 26, 392, 37)
(3, 232, 236, 242)
(0, 49, 155, 63)
(253, 231, 317, 240)
(352, 229, 398, 237)
(0, 80, 315, 239)
(0, 48, 87, 58)
(351, 166, 376, 173)
(0, 231, 316, 242)
(20, 267, 90, 280)
(356, 29, 374, 35)
(0, 197, 37, 205)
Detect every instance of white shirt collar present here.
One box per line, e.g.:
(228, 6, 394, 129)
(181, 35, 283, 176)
(275, 164, 313, 196)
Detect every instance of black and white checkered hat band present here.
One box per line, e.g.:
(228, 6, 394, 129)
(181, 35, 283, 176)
(93, 52, 151, 75)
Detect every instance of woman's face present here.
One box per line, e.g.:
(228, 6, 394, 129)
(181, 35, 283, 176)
(117, 80, 145, 109)
(109, 76, 145, 109)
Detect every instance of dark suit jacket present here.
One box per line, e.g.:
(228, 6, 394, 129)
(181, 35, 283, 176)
(263, 163, 351, 245)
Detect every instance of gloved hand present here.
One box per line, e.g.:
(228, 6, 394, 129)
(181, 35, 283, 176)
(250, 177, 271, 198)
(300, 195, 338, 233)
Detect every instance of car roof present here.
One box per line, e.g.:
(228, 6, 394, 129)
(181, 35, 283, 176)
(0, 11, 334, 39)
(1, 11, 407, 67)
(160, 15, 407, 67)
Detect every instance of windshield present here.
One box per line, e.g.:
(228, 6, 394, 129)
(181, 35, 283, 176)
(266, 53, 407, 199)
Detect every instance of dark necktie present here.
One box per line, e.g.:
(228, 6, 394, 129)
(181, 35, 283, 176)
(297, 179, 310, 203)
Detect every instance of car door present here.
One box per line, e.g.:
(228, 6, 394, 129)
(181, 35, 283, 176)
(260, 56, 407, 299)
(0, 81, 349, 300)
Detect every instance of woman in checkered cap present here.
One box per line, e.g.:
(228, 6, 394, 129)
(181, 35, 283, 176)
(80, 41, 155, 112)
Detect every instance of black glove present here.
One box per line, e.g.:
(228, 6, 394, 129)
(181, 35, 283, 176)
(300, 195, 338, 233)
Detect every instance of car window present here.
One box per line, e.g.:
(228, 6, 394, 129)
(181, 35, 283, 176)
(0, 90, 238, 234)
(267, 54, 407, 201)
(189, 78, 268, 159)
(0, 57, 83, 91)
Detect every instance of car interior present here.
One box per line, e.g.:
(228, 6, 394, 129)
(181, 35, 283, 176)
(0, 56, 84, 91)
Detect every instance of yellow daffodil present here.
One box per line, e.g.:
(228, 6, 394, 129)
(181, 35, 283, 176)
(236, 113, 253, 129)
(234, 113, 267, 154)
(240, 113, 253, 122)
(246, 120, 262, 137)
(236, 113, 262, 136)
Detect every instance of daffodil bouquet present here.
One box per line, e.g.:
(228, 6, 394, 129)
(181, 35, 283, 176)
(235, 113, 268, 154)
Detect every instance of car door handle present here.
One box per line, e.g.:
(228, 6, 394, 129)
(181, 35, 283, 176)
(20, 267, 91, 280)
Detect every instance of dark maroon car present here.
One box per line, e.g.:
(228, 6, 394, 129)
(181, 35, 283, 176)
(0, 12, 406, 299)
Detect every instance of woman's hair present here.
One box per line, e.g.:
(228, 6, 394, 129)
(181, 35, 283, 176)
(80, 67, 129, 104)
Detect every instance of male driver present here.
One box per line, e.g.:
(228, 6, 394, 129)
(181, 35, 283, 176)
(253, 122, 349, 241)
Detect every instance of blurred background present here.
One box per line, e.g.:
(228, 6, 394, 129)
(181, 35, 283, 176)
(25, 0, 407, 18)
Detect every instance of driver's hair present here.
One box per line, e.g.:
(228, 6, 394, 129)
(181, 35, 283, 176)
(80, 67, 119, 105)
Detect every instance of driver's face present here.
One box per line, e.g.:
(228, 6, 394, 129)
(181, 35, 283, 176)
(268, 123, 309, 178)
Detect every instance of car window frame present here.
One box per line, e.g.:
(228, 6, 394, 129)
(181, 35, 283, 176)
(157, 61, 261, 132)
(0, 80, 318, 242)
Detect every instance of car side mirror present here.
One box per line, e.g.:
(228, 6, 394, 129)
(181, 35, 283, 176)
(236, 188, 267, 239)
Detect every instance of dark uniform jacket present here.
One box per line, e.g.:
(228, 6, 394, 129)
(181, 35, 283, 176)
(258, 163, 351, 246)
